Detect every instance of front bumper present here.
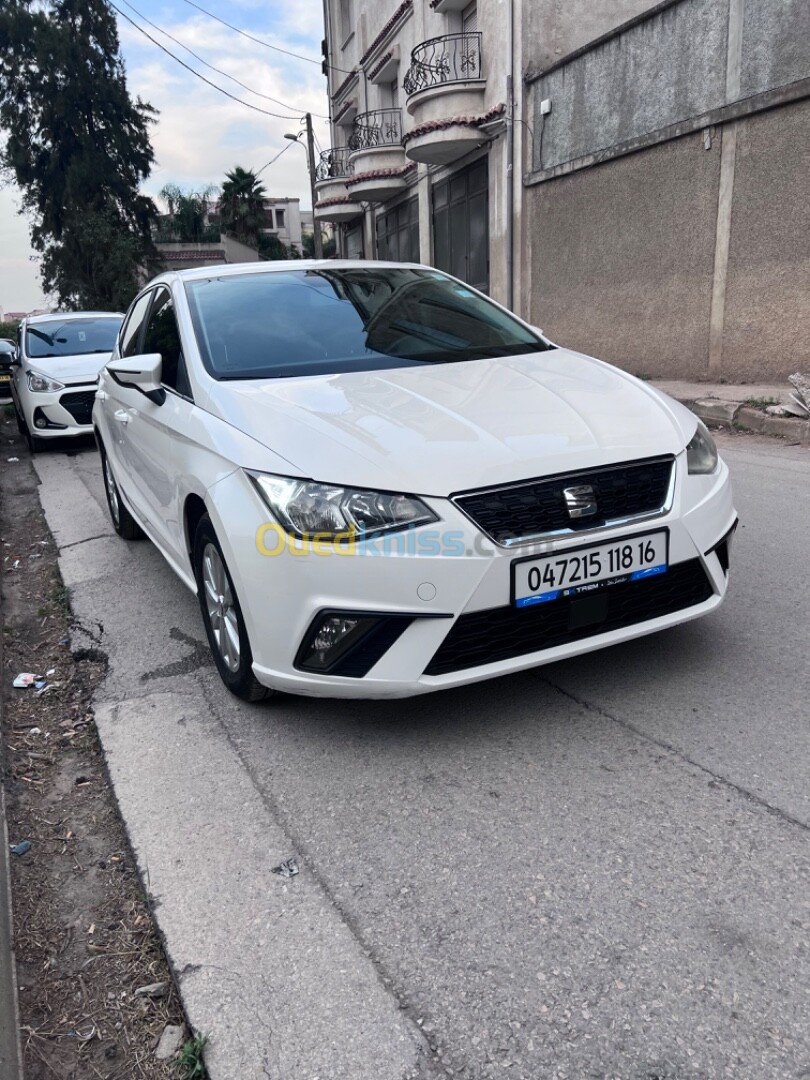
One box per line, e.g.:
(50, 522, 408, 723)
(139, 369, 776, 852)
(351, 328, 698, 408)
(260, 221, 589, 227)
(209, 451, 736, 699)
(20, 384, 97, 438)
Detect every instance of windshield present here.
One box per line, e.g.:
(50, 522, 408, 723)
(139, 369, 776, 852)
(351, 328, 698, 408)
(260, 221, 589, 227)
(185, 268, 553, 379)
(25, 318, 122, 359)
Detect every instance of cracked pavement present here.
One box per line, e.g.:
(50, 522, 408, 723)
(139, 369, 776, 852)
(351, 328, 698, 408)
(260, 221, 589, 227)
(32, 433, 810, 1079)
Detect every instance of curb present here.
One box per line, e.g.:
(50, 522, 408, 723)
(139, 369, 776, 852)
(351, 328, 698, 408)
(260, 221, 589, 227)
(685, 398, 810, 445)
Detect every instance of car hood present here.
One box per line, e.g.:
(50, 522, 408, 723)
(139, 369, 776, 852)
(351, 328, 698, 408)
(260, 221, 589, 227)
(207, 349, 697, 495)
(25, 351, 111, 384)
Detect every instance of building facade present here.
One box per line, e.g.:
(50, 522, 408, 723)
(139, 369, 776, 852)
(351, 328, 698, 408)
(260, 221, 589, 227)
(317, 0, 520, 303)
(318, 0, 810, 380)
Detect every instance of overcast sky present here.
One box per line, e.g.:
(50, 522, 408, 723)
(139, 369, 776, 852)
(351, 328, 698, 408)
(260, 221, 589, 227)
(0, 0, 333, 313)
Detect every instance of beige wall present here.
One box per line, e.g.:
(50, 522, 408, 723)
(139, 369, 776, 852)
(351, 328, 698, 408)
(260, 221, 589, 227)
(528, 97, 810, 382)
(722, 98, 810, 380)
(526, 0, 658, 73)
(529, 131, 720, 379)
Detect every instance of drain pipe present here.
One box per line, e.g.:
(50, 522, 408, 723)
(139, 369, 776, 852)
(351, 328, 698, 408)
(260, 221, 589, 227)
(505, 0, 514, 311)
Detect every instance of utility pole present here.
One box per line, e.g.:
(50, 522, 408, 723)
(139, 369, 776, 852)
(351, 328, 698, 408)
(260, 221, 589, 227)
(305, 113, 323, 259)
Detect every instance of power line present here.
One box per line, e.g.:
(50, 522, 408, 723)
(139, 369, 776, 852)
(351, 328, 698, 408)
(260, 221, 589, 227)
(255, 140, 294, 177)
(117, 0, 329, 118)
(180, 0, 354, 76)
(109, 1, 303, 120)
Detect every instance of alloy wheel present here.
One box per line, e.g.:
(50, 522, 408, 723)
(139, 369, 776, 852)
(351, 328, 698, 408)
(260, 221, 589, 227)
(103, 455, 120, 528)
(202, 542, 240, 672)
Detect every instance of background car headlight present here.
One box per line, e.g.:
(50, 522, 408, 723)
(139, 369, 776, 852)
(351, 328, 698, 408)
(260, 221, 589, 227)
(27, 370, 65, 393)
(686, 418, 719, 474)
(248, 473, 439, 538)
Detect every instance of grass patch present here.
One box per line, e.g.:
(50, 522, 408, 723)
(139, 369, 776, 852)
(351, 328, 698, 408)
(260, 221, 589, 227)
(742, 396, 779, 409)
(3, 404, 15, 417)
(180, 1032, 209, 1078)
(634, 371, 652, 381)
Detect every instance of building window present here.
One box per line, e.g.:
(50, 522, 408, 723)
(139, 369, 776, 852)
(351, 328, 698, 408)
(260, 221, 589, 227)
(276, 209, 285, 230)
(432, 159, 488, 292)
(376, 198, 419, 263)
(340, 0, 353, 46)
(461, 1, 477, 33)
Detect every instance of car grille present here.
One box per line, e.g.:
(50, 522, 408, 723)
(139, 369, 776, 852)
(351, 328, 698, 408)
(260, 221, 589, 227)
(60, 390, 96, 425)
(454, 457, 675, 544)
(424, 558, 713, 676)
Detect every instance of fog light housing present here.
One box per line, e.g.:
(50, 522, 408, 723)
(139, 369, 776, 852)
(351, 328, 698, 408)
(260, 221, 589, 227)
(32, 407, 67, 431)
(297, 614, 378, 673)
(295, 610, 419, 677)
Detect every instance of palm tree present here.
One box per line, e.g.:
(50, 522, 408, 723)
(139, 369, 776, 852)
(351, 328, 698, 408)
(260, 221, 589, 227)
(218, 166, 267, 245)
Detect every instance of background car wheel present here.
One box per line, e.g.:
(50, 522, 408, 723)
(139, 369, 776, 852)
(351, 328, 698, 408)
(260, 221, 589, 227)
(101, 445, 144, 540)
(15, 406, 46, 453)
(193, 515, 272, 703)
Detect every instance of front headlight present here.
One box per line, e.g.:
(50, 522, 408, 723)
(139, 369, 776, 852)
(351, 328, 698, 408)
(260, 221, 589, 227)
(27, 370, 65, 393)
(686, 418, 719, 474)
(248, 473, 439, 539)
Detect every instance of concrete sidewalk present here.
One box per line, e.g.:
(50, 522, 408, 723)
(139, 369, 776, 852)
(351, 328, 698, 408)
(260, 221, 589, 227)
(652, 379, 810, 445)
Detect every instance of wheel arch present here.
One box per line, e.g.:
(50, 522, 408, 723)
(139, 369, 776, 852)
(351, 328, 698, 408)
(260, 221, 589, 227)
(184, 492, 209, 562)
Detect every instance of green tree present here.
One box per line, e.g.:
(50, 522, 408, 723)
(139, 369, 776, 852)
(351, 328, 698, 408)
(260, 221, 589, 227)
(302, 231, 336, 259)
(158, 183, 218, 243)
(0, 0, 158, 310)
(218, 166, 267, 245)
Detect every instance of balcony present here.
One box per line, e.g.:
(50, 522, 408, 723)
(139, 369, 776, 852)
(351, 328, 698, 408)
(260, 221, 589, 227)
(346, 109, 410, 203)
(314, 148, 363, 223)
(402, 32, 487, 165)
(314, 147, 353, 197)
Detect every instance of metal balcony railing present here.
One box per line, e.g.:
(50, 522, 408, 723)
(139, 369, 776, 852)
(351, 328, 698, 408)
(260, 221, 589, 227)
(403, 32, 482, 96)
(348, 109, 403, 152)
(315, 147, 354, 182)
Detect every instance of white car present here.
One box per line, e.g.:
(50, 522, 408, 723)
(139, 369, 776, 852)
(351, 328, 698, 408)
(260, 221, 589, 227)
(11, 311, 123, 452)
(94, 262, 736, 701)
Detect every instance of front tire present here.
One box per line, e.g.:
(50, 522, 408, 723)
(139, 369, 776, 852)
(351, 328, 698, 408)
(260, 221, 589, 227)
(100, 444, 144, 540)
(15, 405, 46, 453)
(193, 515, 271, 702)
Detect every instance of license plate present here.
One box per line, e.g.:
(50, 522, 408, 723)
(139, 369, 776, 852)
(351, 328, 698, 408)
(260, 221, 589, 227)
(512, 529, 669, 609)
(0, 374, 10, 383)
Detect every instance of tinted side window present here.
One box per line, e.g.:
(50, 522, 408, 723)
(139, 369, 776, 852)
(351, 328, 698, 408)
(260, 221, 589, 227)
(120, 291, 153, 358)
(142, 287, 191, 397)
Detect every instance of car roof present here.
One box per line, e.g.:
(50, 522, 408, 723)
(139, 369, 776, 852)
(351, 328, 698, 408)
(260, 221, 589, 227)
(155, 259, 428, 286)
(23, 311, 124, 326)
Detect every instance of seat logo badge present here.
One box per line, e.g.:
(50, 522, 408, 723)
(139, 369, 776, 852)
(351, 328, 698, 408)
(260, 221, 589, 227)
(563, 484, 598, 519)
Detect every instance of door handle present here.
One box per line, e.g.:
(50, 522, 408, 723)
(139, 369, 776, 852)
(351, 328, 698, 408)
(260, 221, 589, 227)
(113, 409, 131, 424)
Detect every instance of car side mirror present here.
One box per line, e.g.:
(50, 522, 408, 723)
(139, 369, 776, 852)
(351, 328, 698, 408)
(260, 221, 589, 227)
(10, 353, 21, 366)
(106, 353, 165, 405)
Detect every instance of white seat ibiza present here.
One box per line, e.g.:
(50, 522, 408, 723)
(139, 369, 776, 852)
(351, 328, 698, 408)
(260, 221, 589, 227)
(94, 262, 736, 701)
(11, 311, 123, 453)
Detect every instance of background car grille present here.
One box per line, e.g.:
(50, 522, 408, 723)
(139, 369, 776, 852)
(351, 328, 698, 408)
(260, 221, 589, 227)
(454, 457, 674, 543)
(60, 390, 96, 425)
(424, 558, 713, 676)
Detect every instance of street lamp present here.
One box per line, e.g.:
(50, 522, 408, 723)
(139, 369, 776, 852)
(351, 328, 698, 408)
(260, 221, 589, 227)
(285, 113, 323, 259)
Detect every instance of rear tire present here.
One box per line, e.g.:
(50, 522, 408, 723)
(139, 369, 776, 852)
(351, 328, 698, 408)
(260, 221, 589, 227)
(100, 444, 145, 540)
(193, 515, 271, 703)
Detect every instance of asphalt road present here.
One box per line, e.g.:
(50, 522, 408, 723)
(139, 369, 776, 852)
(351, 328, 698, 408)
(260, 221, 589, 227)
(33, 432, 809, 1080)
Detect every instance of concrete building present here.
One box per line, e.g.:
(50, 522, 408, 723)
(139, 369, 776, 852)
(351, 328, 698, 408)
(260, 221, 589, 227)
(318, 0, 809, 381)
(153, 234, 260, 272)
(261, 197, 303, 251)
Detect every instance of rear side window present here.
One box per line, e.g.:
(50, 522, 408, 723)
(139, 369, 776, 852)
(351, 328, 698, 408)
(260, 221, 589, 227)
(120, 291, 153, 358)
(142, 287, 192, 398)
